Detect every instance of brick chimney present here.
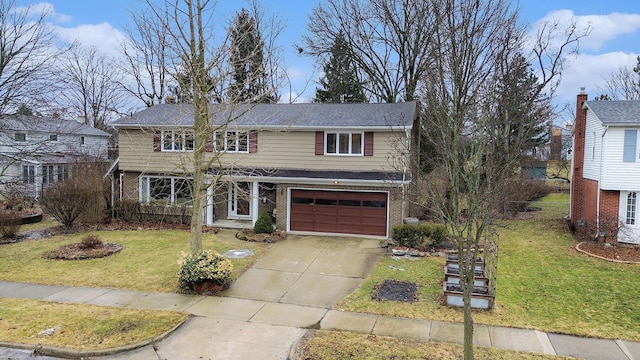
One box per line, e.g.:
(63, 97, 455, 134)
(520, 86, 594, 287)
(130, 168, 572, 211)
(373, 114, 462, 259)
(571, 88, 588, 225)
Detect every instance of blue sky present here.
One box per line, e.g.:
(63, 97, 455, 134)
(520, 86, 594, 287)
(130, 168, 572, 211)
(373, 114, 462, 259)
(15, 0, 640, 123)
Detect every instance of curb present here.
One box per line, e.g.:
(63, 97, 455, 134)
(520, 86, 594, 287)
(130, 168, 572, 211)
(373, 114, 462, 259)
(0, 315, 190, 359)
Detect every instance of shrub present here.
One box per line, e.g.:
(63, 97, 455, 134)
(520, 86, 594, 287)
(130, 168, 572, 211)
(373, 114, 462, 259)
(79, 235, 104, 250)
(40, 179, 92, 228)
(391, 223, 448, 248)
(177, 250, 233, 290)
(391, 224, 423, 248)
(253, 211, 274, 234)
(0, 211, 20, 239)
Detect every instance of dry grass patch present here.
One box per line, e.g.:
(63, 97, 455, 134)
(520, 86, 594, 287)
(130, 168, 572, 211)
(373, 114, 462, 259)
(0, 229, 268, 293)
(295, 330, 574, 359)
(0, 298, 188, 351)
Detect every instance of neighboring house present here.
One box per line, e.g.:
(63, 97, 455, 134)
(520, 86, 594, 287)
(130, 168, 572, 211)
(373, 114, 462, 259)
(570, 89, 640, 244)
(110, 102, 419, 238)
(0, 115, 111, 199)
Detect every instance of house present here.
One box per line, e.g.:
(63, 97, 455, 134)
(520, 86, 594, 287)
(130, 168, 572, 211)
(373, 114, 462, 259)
(570, 89, 640, 244)
(110, 102, 419, 237)
(0, 115, 111, 199)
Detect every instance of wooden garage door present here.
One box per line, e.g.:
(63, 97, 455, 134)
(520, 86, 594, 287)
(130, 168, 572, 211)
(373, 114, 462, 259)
(290, 190, 387, 236)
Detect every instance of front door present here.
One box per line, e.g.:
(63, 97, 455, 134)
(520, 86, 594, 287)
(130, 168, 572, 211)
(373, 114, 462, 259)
(229, 182, 251, 219)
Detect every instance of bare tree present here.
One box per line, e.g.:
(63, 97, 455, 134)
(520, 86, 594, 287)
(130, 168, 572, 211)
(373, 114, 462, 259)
(120, 6, 172, 107)
(303, 0, 436, 103)
(597, 66, 640, 100)
(0, 0, 65, 114)
(56, 45, 129, 130)
(419, 1, 588, 359)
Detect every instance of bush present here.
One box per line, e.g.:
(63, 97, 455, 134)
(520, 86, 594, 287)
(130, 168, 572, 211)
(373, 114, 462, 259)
(391, 223, 448, 248)
(0, 211, 20, 239)
(79, 235, 104, 250)
(253, 211, 274, 234)
(177, 250, 233, 290)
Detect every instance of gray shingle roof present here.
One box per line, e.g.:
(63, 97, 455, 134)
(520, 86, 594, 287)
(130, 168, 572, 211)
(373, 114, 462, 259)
(0, 115, 111, 137)
(111, 102, 418, 129)
(585, 100, 640, 125)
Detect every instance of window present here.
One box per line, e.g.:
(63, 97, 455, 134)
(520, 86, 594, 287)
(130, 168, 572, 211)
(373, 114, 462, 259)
(57, 164, 69, 182)
(626, 192, 637, 226)
(22, 165, 35, 184)
(162, 130, 194, 152)
(80, 136, 85, 146)
(325, 132, 363, 155)
(214, 131, 249, 153)
(42, 165, 55, 184)
(140, 176, 193, 205)
(49, 134, 58, 142)
(15, 133, 26, 142)
(623, 129, 637, 163)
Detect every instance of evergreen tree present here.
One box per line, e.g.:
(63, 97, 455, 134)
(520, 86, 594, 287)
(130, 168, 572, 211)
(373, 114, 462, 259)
(315, 33, 366, 103)
(228, 9, 273, 103)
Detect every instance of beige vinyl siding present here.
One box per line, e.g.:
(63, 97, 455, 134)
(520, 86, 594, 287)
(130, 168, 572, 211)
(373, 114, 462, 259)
(118, 129, 407, 173)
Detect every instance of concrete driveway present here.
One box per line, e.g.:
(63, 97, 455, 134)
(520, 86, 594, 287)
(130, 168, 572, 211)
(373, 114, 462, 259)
(221, 234, 384, 308)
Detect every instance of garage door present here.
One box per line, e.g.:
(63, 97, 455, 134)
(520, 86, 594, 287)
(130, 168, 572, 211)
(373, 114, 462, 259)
(290, 189, 388, 236)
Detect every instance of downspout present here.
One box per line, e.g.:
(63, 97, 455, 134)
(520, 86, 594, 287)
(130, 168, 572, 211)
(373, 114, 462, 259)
(596, 126, 609, 237)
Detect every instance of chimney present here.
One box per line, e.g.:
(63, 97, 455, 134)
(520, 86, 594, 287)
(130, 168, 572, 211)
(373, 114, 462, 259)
(76, 115, 87, 124)
(571, 88, 588, 226)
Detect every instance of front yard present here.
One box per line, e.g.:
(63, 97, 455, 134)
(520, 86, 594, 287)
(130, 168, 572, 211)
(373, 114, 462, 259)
(337, 193, 640, 341)
(0, 228, 268, 293)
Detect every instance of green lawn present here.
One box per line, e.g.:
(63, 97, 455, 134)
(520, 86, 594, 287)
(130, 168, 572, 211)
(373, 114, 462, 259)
(338, 193, 640, 341)
(0, 228, 268, 293)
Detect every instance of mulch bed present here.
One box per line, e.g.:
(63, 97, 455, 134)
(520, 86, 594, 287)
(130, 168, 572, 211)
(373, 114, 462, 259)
(576, 242, 640, 263)
(236, 229, 286, 243)
(42, 242, 123, 260)
(371, 279, 418, 303)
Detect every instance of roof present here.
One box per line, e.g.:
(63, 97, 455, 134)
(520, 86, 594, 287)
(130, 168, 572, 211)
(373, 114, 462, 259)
(208, 167, 409, 184)
(111, 102, 418, 130)
(0, 115, 111, 137)
(584, 100, 640, 125)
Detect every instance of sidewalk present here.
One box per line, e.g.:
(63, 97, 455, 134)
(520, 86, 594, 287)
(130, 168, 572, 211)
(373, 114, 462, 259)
(1, 281, 639, 360)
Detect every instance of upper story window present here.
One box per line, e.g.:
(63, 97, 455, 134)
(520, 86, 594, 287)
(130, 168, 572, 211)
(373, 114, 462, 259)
(162, 130, 194, 152)
(49, 134, 58, 142)
(15, 133, 26, 142)
(325, 132, 363, 155)
(214, 130, 248, 153)
(623, 129, 638, 163)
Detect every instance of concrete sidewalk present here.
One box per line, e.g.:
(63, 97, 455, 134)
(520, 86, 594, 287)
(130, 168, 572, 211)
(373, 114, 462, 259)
(1, 281, 639, 360)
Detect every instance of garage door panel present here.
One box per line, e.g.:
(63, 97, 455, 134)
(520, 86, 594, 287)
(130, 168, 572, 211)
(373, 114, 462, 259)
(290, 189, 388, 236)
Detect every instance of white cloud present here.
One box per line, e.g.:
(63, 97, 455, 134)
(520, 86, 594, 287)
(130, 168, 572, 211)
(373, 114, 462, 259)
(53, 23, 126, 57)
(552, 51, 638, 117)
(14, 2, 72, 23)
(532, 9, 640, 52)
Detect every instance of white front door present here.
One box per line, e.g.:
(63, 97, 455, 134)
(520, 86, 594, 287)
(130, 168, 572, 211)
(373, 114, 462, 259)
(229, 182, 251, 219)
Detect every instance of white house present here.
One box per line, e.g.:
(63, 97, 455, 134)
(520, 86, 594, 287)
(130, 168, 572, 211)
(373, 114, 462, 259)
(0, 115, 111, 199)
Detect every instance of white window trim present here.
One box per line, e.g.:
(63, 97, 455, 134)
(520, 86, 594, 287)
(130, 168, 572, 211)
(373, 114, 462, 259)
(620, 191, 639, 228)
(324, 131, 364, 156)
(214, 130, 249, 153)
(161, 130, 195, 152)
(139, 175, 193, 205)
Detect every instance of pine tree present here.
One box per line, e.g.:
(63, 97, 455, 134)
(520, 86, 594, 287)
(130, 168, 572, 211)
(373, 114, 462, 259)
(315, 33, 366, 103)
(228, 9, 273, 103)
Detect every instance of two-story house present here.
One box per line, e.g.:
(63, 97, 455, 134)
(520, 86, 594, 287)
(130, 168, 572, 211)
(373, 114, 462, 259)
(0, 115, 111, 199)
(570, 89, 640, 244)
(111, 102, 419, 237)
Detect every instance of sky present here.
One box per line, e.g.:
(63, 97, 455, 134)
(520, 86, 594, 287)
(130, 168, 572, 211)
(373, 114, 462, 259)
(13, 0, 640, 124)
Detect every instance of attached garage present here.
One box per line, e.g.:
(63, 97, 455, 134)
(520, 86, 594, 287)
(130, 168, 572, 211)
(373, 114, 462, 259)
(289, 189, 388, 236)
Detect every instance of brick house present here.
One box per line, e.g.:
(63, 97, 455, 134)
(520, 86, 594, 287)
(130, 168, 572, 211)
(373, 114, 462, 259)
(570, 89, 640, 243)
(110, 102, 419, 238)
